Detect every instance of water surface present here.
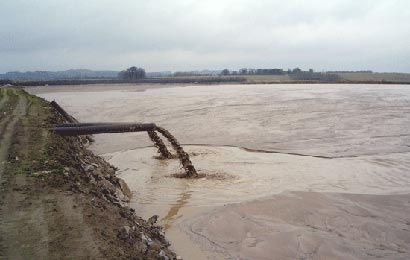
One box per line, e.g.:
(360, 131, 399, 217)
(33, 84, 410, 259)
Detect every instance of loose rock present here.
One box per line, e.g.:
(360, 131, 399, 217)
(118, 226, 131, 240)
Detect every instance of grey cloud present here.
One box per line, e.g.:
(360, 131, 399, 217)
(0, 0, 409, 72)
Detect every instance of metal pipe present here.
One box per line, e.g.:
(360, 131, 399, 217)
(50, 101, 79, 123)
(51, 123, 156, 136)
(55, 122, 130, 127)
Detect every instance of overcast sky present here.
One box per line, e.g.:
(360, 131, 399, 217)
(1, 0, 409, 73)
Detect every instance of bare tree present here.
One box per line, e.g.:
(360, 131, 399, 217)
(118, 67, 146, 80)
(239, 68, 248, 75)
(221, 69, 230, 76)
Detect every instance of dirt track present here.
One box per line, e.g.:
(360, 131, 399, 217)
(0, 87, 176, 259)
(0, 87, 105, 259)
(0, 87, 24, 171)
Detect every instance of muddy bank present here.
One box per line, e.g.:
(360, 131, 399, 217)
(183, 191, 410, 259)
(0, 87, 176, 259)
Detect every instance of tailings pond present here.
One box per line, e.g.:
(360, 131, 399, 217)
(30, 84, 410, 259)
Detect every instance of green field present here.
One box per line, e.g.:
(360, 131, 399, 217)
(234, 73, 410, 84)
(337, 72, 410, 83)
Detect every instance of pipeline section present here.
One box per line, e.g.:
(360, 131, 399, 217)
(51, 122, 198, 178)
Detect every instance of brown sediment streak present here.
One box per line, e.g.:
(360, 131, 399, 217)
(156, 127, 198, 178)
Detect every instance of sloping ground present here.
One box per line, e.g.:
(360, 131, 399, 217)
(184, 191, 410, 260)
(0, 86, 175, 259)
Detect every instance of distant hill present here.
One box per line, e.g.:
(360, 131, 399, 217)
(0, 69, 120, 80)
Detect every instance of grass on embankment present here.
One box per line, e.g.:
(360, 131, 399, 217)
(1, 87, 64, 177)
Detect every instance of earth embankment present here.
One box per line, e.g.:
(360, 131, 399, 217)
(0, 86, 175, 260)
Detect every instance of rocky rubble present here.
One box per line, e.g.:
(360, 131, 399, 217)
(46, 104, 177, 259)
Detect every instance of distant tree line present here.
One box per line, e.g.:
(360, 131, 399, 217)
(220, 68, 312, 76)
(218, 67, 342, 82)
(9, 77, 246, 87)
(172, 70, 221, 77)
(289, 72, 341, 81)
(327, 70, 373, 73)
(173, 71, 203, 77)
(118, 67, 146, 80)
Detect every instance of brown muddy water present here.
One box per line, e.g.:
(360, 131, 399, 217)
(30, 84, 410, 259)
